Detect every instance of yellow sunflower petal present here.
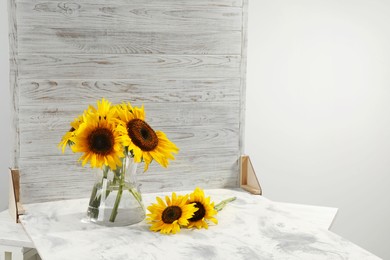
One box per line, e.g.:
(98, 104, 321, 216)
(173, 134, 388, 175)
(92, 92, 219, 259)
(147, 192, 197, 234)
(165, 195, 172, 206)
(186, 188, 218, 230)
(156, 197, 166, 208)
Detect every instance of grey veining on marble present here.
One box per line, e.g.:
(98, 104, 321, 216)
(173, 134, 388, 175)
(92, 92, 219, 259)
(19, 189, 380, 260)
(0, 210, 34, 248)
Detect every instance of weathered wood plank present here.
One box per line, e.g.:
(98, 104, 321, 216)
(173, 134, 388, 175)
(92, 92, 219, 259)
(8, 0, 19, 168)
(19, 170, 239, 203)
(18, 79, 241, 105)
(19, 149, 239, 179)
(16, 0, 243, 8)
(18, 54, 241, 79)
(19, 149, 240, 203)
(18, 27, 242, 55)
(19, 125, 239, 158)
(18, 101, 240, 129)
(239, 0, 248, 155)
(17, 3, 242, 31)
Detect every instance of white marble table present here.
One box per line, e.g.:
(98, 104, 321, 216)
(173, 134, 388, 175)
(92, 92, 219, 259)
(269, 201, 338, 230)
(0, 210, 39, 260)
(19, 189, 379, 260)
(0, 210, 33, 248)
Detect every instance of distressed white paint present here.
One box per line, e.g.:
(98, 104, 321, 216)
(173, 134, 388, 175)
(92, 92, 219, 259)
(17, 3, 242, 32)
(19, 79, 241, 104)
(9, 0, 247, 203)
(8, 0, 19, 169)
(18, 29, 242, 55)
(18, 54, 241, 79)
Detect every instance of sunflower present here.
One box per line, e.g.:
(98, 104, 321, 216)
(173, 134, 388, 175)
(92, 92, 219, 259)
(187, 187, 218, 229)
(147, 192, 197, 234)
(70, 108, 124, 170)
(58, 114, 84, 153)
(58, 99, 114, 153)
(88, 98, 116, 120)
(116, 103, 179, 171)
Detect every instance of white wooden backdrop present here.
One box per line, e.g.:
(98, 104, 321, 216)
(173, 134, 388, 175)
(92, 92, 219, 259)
(8, 0, 248, 203)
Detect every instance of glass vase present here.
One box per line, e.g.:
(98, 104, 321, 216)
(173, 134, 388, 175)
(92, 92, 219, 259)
(85, 156, 145, 226)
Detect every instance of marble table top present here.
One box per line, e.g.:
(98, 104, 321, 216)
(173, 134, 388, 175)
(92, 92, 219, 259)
(270, 201, 338, 230)
(19, 189, 379, 260)
(0, 210, 34, 248)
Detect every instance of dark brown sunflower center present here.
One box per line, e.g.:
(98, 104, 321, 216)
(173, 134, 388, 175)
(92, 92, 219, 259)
(88, 127, 114, 155)
(161, 206, 182, 224)
(189, 202, 206, 222)
(127, 119, 158, 151)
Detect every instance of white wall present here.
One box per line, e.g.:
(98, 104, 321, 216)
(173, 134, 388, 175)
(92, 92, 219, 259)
(0, 1, 10, 211)
(246, 0, 390, 259)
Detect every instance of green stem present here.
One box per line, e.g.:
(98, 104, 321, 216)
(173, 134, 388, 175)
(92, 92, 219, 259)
(88, 166, 110, 219)
(109, 161, 125, 222)
(109, 173, 124, 222)
(87, 184, 99, 218)
(129, 187, 145, 211)
(101, 166, 111, 199)
(214, 197, 236, 212)
(102, 165, 109, 178)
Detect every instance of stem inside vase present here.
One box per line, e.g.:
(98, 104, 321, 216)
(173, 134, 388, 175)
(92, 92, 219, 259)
(86, 155, 145, 226)
(109, 161, 125, 222)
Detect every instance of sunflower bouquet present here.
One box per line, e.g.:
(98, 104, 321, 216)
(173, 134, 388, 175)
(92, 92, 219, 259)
(147, 187, 236, 234)
(59, 98, 179, 226)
